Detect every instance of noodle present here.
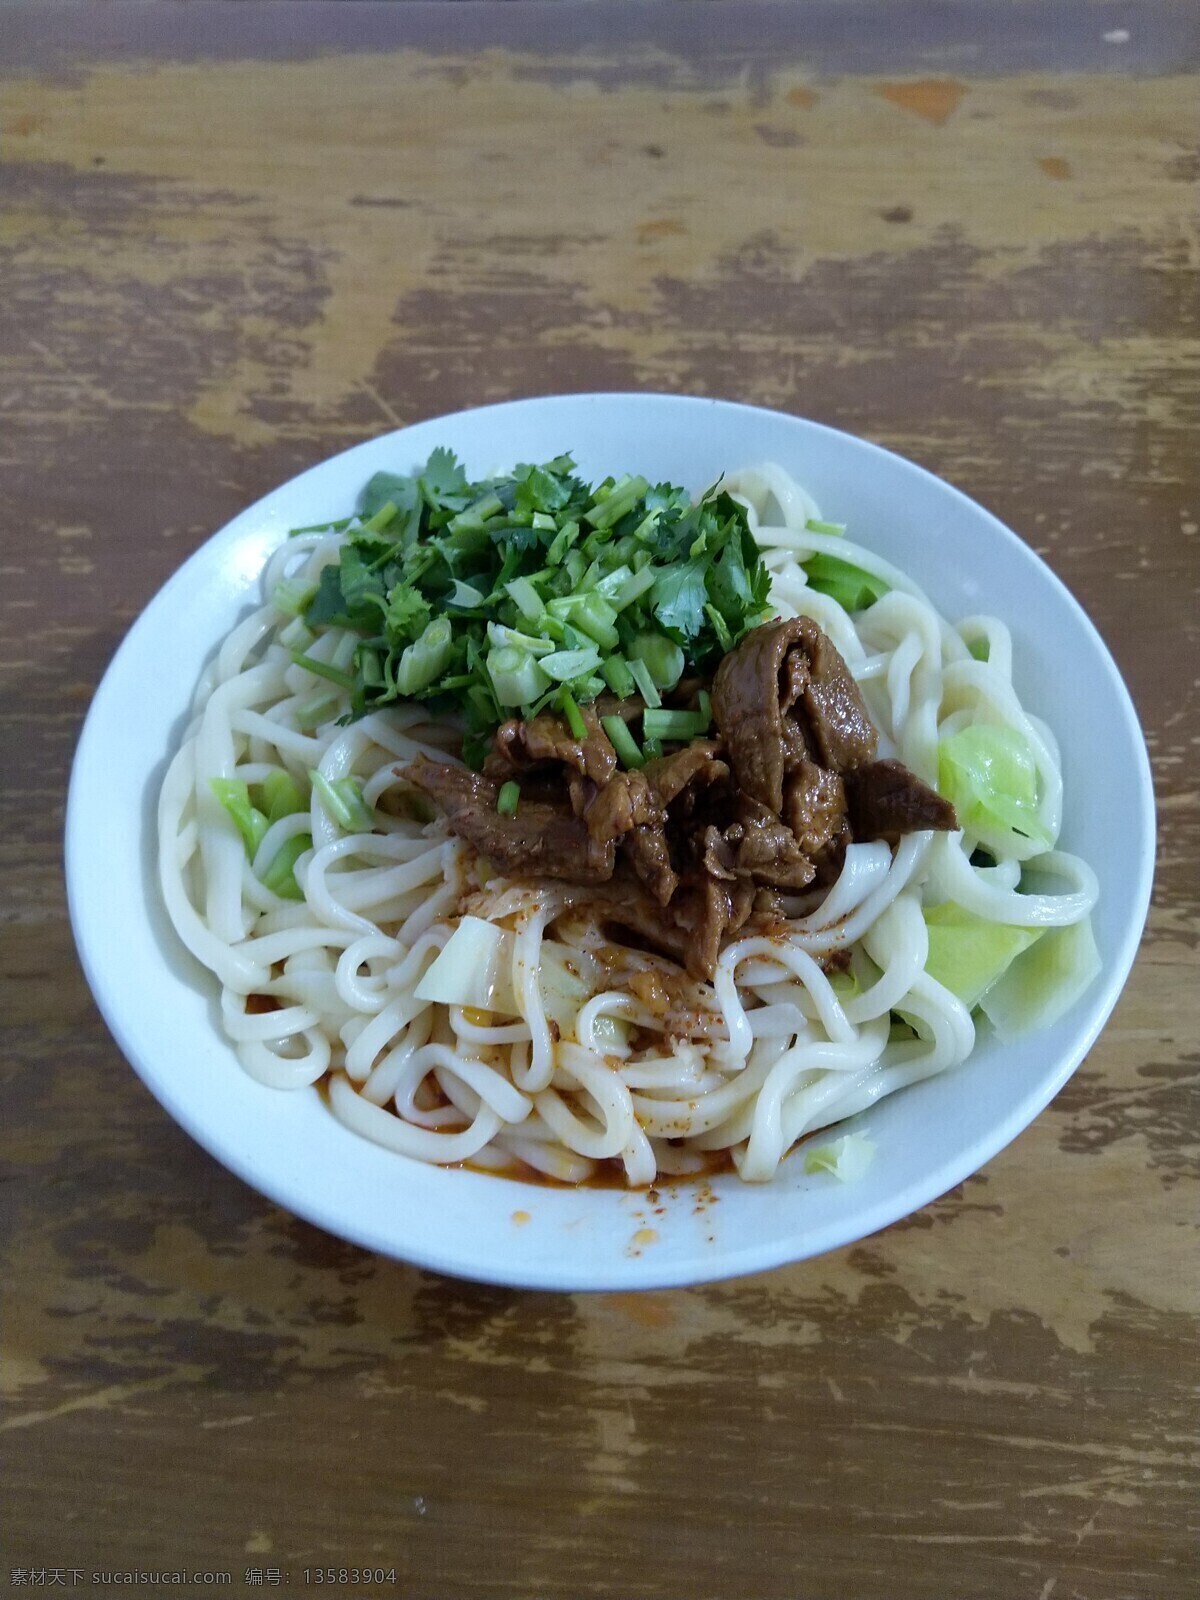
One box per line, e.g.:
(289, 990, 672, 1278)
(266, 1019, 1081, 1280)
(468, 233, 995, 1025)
(158, 462, 1099, 1185)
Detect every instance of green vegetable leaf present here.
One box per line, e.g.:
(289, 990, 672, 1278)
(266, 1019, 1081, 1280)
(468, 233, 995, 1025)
(383, 583, 432, 648)
(651, 557, 709, 639)
(708, 529, 754, 619)
(360, 471, 420, 529)
(513, 460, 577, 517)
(304, 564, 348, 628)
(338, 546, 386, 618)
(419, 447, 471, 510)
(305, 548, 385, 630)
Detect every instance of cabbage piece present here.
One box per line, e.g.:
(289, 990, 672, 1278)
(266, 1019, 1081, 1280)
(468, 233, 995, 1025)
(414, 922, 626, 1045)
(979, 915, 1101, 1041)
(539, 943, 628, 1050)
(802, 553, 889, 612)
(803, 1132, 876, 1182)
(415, 917, 518, 1013)
(937, 725, 1054, 857)
(923, 901, 1043, 1010)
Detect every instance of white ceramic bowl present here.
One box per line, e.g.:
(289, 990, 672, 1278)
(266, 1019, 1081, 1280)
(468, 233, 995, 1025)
(66, 394, 1154, 1289)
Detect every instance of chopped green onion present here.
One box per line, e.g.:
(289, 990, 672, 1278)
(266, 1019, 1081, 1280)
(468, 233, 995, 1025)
(642, 737, 663, 760)
(496, 781, 521, 817)
(488, 646, 552, 707)
(273, 577, 317, 618)
(612, 566, 658, 612)
(546, 518, 581, 566)
(566, 593, 619, 651)
(559, 689, 588, 741)
(363, 500, 398, 533)
(601, 655, 636, 699)
(393, 617, 453, 697)
(602, 715, 645, 770)
(586, 474, 650, 531)
(310, 770, 373, 832)
(279, 617, 315, 652)
(629, 633, 685, 691)
(290, 651, 357, 691)
(591, 563, 633, 600)
(805, 518, 846, 535)
(261, 833, 311, 899)
(486, 622, 556, 656)
(210, 779, 269, 856)
(642, 708, 709, 742)
(448, 491, 504, 535)
(357, 647, 385, 688)
(287, 517, 352, 537)
(626, 656, 662, 709)
(697, 690, 712, 725)
(539, 646, 603, 683)
(295, 691, 339, 731)
(505, 576, 545, 622)
(446, 578, 489, 609)
(331, 631, 359, 672)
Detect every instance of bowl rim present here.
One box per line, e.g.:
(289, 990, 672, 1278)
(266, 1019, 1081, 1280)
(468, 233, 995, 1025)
(65, 392, 1156, 1290)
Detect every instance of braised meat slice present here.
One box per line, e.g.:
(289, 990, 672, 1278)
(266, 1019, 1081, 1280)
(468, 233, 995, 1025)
(699, 824, 737, 882)
(729, 797, 817, 891)
(679, 871, 755, 981)
(570, 870, 754, 983)
(405, 755, 616, 881)
(485, 707, 616, 787)
(790, 617, 878, 773)
(712, 616, 877, 814)
(627, 825, 678, 906)
(642, 741, 728, 806)
(844, 759, 958, 843)
(783, 759, 847, 858)
(583, 769, 662, 847)
(711, 618, 808, 812)
(581, 770, 677, 904)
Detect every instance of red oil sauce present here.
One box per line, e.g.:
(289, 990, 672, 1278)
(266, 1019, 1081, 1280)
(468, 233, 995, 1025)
(457, 1146, 737, 1191)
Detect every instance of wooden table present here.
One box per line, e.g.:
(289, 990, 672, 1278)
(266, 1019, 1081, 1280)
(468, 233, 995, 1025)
(3, 5, 1196, 1595)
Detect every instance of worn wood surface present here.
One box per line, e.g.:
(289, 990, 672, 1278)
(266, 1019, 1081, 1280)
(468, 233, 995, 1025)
(2, 5, 1197, 1595)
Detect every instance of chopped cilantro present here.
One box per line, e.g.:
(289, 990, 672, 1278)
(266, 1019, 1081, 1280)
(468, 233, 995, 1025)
(651, 557, 709, 639)
(296, 449, 773, 762)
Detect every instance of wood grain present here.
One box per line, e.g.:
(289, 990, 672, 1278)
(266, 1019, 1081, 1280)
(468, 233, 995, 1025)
(1, 6, 1196, 1596)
